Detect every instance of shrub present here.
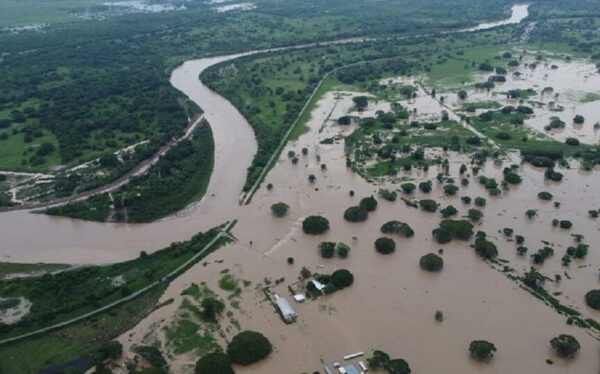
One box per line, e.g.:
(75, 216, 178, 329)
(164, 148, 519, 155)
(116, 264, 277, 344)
(432, 220, 474, 243)
(330, 269, 354, 288)
(401, 183, 416, 194)
(525, 209, 537, 218)
(375, 237, 396, 254)
(359, 196, 378, 212)
(201, 297, 225, 322)
(559, 220, 572, 229)
(479, 62, 493, 71)
(344, 206, 368, 222)
(469, 340, 496, 361)
(550, 335, 580, 358)
(585, 290, 600, 310)
(420, 253, 444, 272)
(270, 202, 289, 217)
(319, 242, 336, 258)
(379, 188, 397, 201)
(474, 237, 498, 259)
(474, 197, 486, 207)
(353, 96, 368, 110)
(302, 216, 329, 234)
(544, 168, 563, 182)
(419, 181, 432, 193)
(567, 244, 588, 259)
(227, 331, 272, 365)
(461, 196, 472, 204)
(523, 267, 544, 288)
(380, 221, 414, 237)
(573, 115, 585, 124)
(440, 205, 458, 217)
(419, 199, 438, 212)
(531, 246, 554, 264)
(336, 242, 351, 258)
(135, 346, 167, 369)
(466, 136, 481, 145)
(495, 132, 511, 140)
(97, 341, 123, 361)
(504, 172, 522, 184)
(565, 137, 580, 146)
(538, 191, 553, 200)
(195, 352, 234, 374)
(468, 209, 483, 221)
(443, 184, 458, 196)
(338, 116, 352, 125)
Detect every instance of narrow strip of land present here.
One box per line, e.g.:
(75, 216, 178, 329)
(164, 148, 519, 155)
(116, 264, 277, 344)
(0, 220, 234, 346)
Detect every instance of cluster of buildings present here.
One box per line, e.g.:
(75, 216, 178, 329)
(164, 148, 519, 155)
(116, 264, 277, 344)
(325, 352, 368, 374)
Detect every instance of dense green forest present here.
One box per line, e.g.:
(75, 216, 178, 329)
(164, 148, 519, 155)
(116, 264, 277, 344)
(0, 0, 516, 179)
(46, 122, 214, 222)
(1, 0, 594, 200)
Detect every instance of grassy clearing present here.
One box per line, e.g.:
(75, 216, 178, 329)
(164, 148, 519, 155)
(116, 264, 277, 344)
(581, 92, 600, 103)
(0, 285, 166, 374)
(426, 45, 507, 89)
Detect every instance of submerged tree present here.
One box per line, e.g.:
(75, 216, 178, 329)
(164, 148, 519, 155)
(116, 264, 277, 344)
(469, 340, 496, 361)
(550, 335, 580, 358)
(302, 216, 329, 234)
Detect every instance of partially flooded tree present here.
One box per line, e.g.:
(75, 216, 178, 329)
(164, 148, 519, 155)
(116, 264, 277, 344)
(270, 202, 289, 217)
(469, 340, 496, 361)
(550, 335, 580, 358)
(302, 216, 329, 234)
(375, 237, 396, 254)
(420, 253, 444, 272)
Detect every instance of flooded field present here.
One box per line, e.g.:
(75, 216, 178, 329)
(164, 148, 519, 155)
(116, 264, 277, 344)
(436, 53, 600, 145)
(115, 84, 600, 372)
(3, 3, 600, 372)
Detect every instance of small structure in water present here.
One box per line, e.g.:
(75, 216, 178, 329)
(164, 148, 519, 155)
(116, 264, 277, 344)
(343, 365, 360, 374)
(343, 352, 364, 360)
(274, 294, 297, 322)
(311, 279, 326, 291)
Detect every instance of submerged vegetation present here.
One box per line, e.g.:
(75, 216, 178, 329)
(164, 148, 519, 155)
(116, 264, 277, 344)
(3, 0, 600, 372)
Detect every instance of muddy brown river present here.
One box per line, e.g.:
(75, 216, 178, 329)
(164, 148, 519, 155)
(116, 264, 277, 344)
(0, 4, 532, 264)
(4, 3, 600, 372)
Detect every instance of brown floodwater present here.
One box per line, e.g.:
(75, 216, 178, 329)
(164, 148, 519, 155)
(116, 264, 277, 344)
(116, 88, 600, 373)
(0, 4, 532, 265)
(442, 54, 600, 145)
(8, 4, 600, 372)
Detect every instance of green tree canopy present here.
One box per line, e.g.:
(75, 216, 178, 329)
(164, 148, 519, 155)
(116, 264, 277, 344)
(419, 253, 444, 272)
(469, 340, 496, 360)
(302, 215, 330, 234)
(195, 352, 234, 374)
(550, 334, 580, 358)
(227, 331, 272, 365)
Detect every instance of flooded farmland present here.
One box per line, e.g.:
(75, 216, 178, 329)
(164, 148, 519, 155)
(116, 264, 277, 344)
(3, 3, 600, 373)
(116, 83, 600, 372)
